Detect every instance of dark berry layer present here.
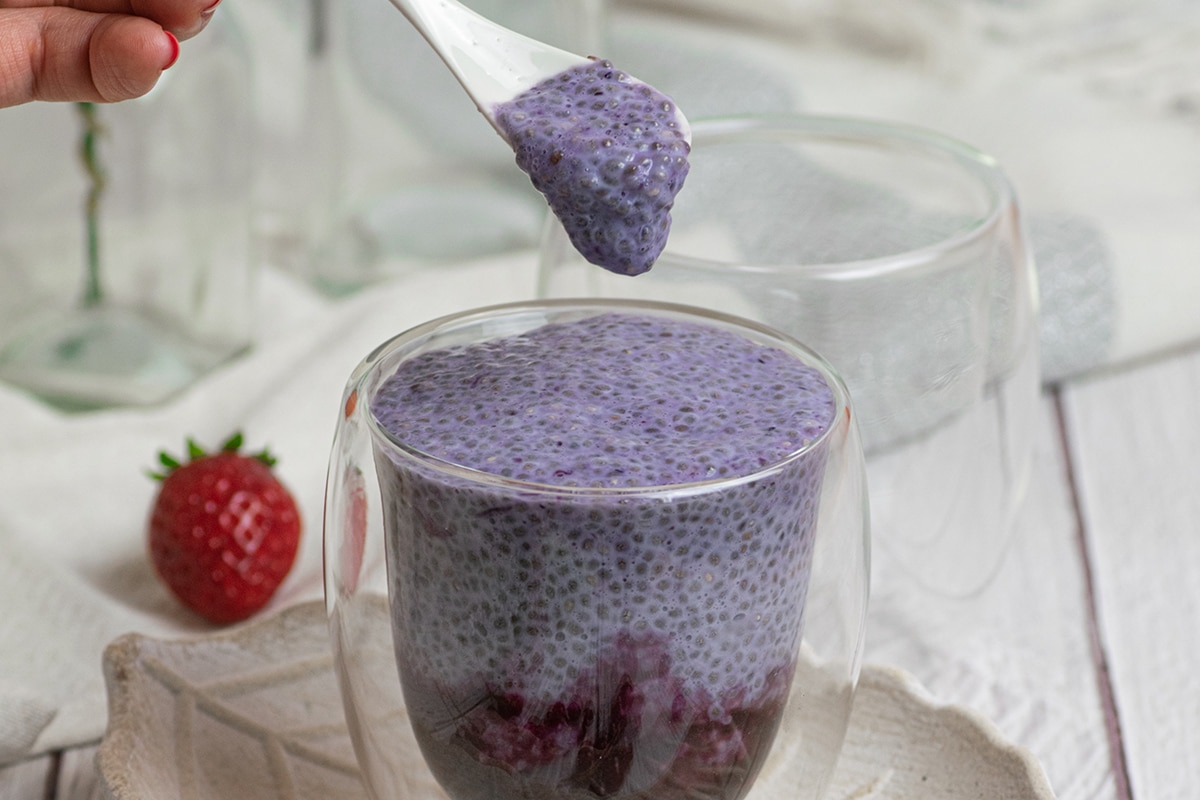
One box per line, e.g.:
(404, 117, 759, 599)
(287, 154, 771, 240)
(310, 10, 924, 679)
(400, 632, 791, 800)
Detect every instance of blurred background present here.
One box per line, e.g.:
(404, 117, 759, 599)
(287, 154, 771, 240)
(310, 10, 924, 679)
(5, 0, 1197, 409)
(250, 0, 1200, 382)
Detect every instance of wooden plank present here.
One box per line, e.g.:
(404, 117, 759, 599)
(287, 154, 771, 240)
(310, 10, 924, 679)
(0, 754, 52, 800)
(1062, 344, 1200, 800)
(864, 396, 1117, 800)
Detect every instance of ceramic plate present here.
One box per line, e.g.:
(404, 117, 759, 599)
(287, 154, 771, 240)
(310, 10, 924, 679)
(97, 601, 1056, 800)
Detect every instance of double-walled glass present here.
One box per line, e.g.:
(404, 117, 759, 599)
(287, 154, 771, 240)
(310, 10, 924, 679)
(539, 115, 1040, 596)
(324, 299, 869, 800)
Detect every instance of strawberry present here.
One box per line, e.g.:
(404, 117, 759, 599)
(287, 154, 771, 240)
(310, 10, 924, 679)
(147, 433, 301, 625)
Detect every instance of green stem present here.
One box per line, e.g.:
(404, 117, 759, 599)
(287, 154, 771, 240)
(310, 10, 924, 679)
(76, 102, 106, 308)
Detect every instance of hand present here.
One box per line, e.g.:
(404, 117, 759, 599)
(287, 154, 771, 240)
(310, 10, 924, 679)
(0, 0, 221, 108)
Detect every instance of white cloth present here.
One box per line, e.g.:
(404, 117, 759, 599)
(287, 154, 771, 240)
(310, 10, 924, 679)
(0, 258, 535, 762)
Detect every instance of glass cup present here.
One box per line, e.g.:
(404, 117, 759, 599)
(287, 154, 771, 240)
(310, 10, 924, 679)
(0, 9, 255, 410)
(538, 114, 1040, 597)
(324, 299, 869, 800)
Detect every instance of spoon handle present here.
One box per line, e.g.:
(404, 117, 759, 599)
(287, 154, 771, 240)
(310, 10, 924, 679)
(385, 0, 588, 113)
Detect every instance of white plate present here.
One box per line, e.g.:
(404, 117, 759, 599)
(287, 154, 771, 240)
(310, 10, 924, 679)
(97, 601, 1056, 800)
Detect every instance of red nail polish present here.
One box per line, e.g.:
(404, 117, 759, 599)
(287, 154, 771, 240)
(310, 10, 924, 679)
(162, 30, 180, 70)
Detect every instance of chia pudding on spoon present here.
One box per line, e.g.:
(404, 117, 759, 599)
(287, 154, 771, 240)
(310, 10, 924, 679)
(493, 58, 691, 276)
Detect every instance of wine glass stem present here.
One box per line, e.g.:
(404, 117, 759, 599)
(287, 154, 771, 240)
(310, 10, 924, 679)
(76, 102, 105, 308)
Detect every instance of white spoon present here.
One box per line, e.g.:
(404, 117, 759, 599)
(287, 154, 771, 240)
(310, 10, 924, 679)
(384, 0, 691, 141)
(384, 0, 594, 132)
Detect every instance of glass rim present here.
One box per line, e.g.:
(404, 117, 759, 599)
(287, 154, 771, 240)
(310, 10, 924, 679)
(353, 298, 851, 499)
(662, 112, 1017, 280)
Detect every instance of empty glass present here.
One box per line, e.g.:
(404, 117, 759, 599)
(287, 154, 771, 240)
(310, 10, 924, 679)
(538, 114, 1040, 596)
(0, 10, 255, 410)
(324, 299, 869, 800)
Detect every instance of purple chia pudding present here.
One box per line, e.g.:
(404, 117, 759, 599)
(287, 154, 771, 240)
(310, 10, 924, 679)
(493, 59, 690, 277)
(370, 311, 835, 800)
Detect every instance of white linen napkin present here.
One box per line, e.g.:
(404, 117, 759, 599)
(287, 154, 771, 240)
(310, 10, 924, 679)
(0, 257, 535, 763)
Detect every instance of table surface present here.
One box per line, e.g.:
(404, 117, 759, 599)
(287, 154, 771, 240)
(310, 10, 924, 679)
(3, 336, 1196, 799)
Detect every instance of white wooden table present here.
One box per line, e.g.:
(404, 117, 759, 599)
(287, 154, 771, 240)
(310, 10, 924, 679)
(3, 338, 1195, 799)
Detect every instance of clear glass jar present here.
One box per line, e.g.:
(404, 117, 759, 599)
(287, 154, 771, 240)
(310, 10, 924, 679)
(229, 0, 342, 282)
(324, 299, 870, 800)
(0, 9, 256, 411)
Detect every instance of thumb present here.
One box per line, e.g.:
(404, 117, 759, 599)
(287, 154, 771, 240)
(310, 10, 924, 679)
(0, 9, 179, 108)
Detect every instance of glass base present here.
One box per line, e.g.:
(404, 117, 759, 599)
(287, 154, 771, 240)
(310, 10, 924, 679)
(0, 306, 243, 411)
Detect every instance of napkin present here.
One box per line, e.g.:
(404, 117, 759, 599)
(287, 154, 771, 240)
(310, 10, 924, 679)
(0, 257, 535, 764)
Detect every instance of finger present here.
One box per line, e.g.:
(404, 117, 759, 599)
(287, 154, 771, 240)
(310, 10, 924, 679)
(0, 0, 219, 40)
(0, 9, 179, 107)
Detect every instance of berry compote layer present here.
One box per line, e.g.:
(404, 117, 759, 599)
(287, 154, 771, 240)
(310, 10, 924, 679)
(493, 59, 690, 277)
(370, 312, 835, 800)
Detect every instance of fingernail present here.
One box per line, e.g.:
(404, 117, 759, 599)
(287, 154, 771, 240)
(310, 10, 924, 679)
(201, 0, 222, 19)
(162, 30, 180, 70)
